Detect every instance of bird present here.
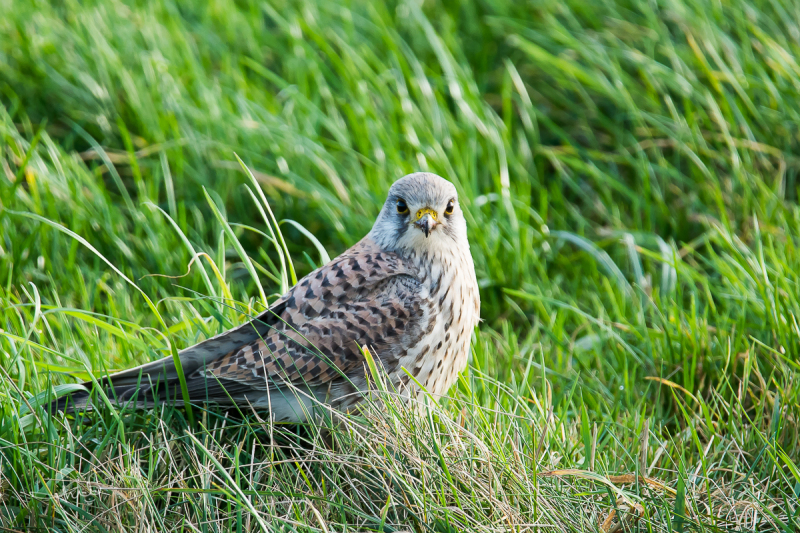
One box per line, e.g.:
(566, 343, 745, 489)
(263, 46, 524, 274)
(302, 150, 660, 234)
(56, 172, 481, 422)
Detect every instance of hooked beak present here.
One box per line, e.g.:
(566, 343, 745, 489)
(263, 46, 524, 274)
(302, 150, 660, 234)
(414, 208, 438, 237)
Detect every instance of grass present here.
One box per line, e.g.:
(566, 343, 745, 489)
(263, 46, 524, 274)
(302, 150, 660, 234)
(1, 0, 800, 530)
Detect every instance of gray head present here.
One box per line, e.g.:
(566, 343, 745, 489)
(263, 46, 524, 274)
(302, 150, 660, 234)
(368, 172, 469, 255)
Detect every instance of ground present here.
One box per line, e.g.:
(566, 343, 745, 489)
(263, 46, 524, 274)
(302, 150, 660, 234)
(0, 0, 799, 531)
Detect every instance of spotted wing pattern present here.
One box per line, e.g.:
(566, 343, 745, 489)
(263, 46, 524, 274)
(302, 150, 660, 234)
(186, 239, 424, 398)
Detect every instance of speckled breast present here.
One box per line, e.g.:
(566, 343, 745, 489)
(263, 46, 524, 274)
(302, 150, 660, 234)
(402, 248, 480, 398)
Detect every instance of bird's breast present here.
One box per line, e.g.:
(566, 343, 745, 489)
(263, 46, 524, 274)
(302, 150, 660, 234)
(399, 248, 480, 398)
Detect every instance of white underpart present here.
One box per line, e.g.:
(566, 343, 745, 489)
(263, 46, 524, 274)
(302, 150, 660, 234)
(251, 385, 318, 422)
(395, 229, 480, 398)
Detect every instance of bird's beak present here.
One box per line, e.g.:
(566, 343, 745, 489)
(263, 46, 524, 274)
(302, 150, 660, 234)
(414, 208, 438, 237)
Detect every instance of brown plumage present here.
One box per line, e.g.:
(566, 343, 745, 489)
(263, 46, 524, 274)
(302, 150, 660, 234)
(57, 173, 481, 422)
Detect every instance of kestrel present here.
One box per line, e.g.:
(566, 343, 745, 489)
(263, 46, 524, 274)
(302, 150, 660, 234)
(59, 173, 481, 421)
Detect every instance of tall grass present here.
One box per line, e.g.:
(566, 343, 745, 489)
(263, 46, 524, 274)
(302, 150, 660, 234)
(1, 0, 799, 530)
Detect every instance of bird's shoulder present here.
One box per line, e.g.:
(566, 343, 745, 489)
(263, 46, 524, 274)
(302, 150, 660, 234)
(277, 237, 420, 320)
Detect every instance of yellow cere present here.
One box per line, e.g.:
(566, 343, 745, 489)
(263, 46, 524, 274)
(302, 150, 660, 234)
(416, 207, 438, 221)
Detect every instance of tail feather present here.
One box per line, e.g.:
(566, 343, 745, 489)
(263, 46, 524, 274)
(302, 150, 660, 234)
(51, 375, 190, 413)
(51, 303, 287, 413)
(50, 389, 91, 413)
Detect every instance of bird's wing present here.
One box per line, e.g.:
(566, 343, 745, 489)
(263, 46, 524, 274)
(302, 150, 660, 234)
(180, 239, 425, 398)
(95, 298, 291, 389)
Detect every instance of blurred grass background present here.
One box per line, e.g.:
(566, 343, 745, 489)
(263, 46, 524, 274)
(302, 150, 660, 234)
(1, 0, 800, 530)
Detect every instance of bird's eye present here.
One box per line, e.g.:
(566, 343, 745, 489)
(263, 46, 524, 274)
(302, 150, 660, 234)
(396, 199, 409, 214)
(444, 199, 455, 216)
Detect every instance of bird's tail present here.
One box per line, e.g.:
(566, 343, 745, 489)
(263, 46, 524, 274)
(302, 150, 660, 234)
(49, 355, 184, 413)
(48, 305, 285, 414)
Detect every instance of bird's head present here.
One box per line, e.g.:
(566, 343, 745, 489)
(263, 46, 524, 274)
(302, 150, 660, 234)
(369, 172, 468, 256)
